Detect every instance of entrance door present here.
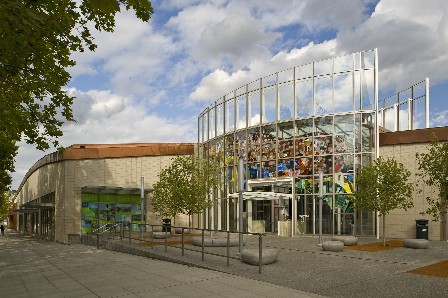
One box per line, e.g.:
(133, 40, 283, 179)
(253, 200, 273, 233)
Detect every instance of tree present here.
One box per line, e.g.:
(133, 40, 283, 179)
(352, 157, 415, 246)
(151, 156, 218, 229)
(182, 157, 218, 229)
(0, 191, 13, 220)
(416, 136, 448, 221)
(0, 0, 153, 189)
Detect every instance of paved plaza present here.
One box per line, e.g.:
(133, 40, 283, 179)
(1, 231, 447, 297)
(0, 231, 322, 297)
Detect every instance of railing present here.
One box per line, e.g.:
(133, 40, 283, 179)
(82, 222, 266, 274)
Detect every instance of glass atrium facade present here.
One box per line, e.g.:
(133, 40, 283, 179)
(198, 50, 378, 236)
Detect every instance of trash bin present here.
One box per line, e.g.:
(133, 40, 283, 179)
(162, 218, 171, 232)
(415, 219, 428, 240)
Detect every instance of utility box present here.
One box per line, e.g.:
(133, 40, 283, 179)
(162, 218, 171, 232)
(415, 219, 429, 240)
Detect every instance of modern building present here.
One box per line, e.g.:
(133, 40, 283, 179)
(12, 143, 195, 243)
(197, 49, 446, 241)
(12, 49, 447, 243)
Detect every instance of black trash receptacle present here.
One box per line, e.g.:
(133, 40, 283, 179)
(162, 218, 171, 232)
(415, 219, 429, 239)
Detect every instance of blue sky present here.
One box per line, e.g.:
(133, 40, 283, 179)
(12, 0, 448, 189)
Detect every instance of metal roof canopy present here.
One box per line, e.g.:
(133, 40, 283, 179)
(11, 208, 39, 214)
(81, 186, 152, 195)
(23, 203, 55, 209)
(227, 192, 293, 200)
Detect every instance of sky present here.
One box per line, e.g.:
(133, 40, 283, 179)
(12, 0, 448, 190)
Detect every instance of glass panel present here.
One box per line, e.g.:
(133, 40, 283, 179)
(314, 75, 333, 115)
(334, 154, 354, 174)
(398, 88, 411, 103)
(262, 143, 276, 161)
(199, 114, 204, 143)
(248, 80, 261, 126)
(248, 163, 260, 179)
(313, 175, 333, 194)
(314, 58, 333, 76)
(296, 118, 313, 137)
(216, 103, 224, 137)
(262, 161, 276, 178)
(377, 111, 382, 128)
(413, 97, 426, 129)
(334, 114, 354, 153)
(235, 130, 246, 157)
(361, 154, 372, 167)
(216, 138, 224, 167)
(314, 155, 333, 174)
(262, 73, 277, 123)
(203, 112, 208, 142)
(278, 121, 294, 140)
(236, 94, 246, 130)
(334, 73, 354, 113)
(278, 140, 294, 158)
(261, 124, 276, 143)
(279, 81, 294, 120)
(248, 127, 260, 162)
(398, 103, 409, 131)
(314, 116, 333, 136)
(295, 137, 313, 156)
(296, 79, 313, 117)
(334, 54, 353, 73)
(248, 127, 260, 145)
(279, 67, 293, 83)
(361, 113, 375, 152)
(209, 106, 215, 139)
(225, 95, 235, 133)
(361, 50, 375, 69)
(413, 81, 426, 98)
(334, 174, 354, 195)
(296, 176, 313, 195)
(209, 140, 216, 162)
(225, 134, 235, 167)
(296, 63, 313, 80)
(361, 69, 374, 110)
(278, 159, 294, 177)
(383, 107, 395, 131)
(314, 136, 333, 155)
(296, 157, 313, 175)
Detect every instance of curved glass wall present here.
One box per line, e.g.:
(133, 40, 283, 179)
(198, 50, 378, 236)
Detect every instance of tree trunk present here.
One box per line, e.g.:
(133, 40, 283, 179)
(382, 214, 386, 246)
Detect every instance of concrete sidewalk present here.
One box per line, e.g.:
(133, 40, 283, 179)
(0, 231, 323, 298)
(100, 232, 448, 298)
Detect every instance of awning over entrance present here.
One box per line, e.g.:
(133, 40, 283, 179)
(81, 186, 152, 195)
(227, 191, 293, 200)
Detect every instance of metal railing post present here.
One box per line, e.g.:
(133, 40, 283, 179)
(259, 234, 262, 274)
(227, 231, 230, 267)
(165, 228, 168, 252)
(182, 227, 185, 256)
(129, 222, 131, 244)
(201, 229, 205, 261)
(120, 222, 123, 242)
(151, 225, 154, 249)
(96, 233, 100, 249)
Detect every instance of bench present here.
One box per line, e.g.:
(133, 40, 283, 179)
(152, 232, 170, 239)
(322, 241, 344, 252)
(403, 239, 429, 249)
(332, 235, 358, 246)
(241, 248, 279, 265)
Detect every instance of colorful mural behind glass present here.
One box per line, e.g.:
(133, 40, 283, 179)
(81, 193, 141, 233)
